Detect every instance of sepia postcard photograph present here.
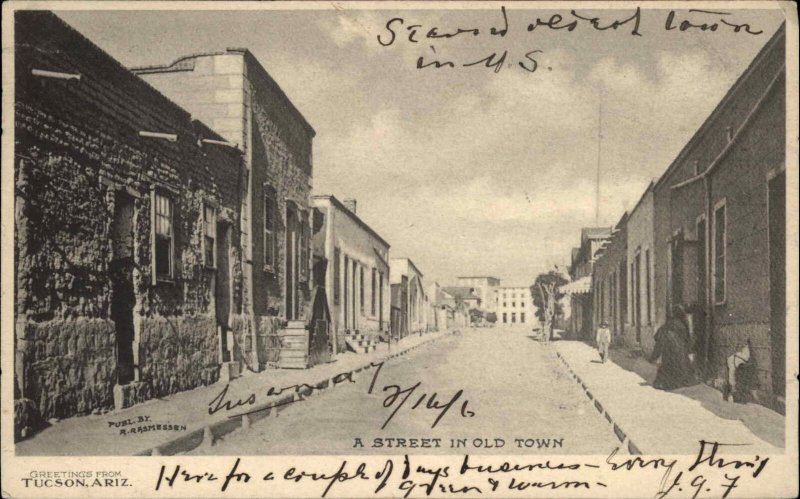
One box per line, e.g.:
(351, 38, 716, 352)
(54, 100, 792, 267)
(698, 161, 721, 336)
(1, 1, 798, 498)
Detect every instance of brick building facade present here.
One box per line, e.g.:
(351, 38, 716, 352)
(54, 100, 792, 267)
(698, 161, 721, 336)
(652, 24, 785, 408)
(14, 12, 247, 433)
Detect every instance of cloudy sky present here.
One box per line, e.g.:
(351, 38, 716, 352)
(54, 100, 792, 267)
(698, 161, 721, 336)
(57, 5, 785, 286)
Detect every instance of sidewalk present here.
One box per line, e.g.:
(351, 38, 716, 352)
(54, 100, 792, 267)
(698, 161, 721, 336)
(554, 341, 783, 455)
(16, 329, 456, 456)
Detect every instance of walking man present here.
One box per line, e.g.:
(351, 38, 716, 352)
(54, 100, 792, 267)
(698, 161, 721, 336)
(596, 321, 611, 363)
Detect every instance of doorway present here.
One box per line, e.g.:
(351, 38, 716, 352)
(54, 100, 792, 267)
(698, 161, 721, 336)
(216, 222, 232, 362)
(768, 171, 785, 398)
(379, 272, 384, 330)
(285, 204, 300, 320)
(343, 256, 350, 329)
(694, 217, 709, 375)
(634, 252, 641, 343)
(352, 262, 358, 330)
(110, 191, 136, 385)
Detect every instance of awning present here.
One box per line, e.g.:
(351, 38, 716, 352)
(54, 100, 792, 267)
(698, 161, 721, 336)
(560, 276, 592, 295)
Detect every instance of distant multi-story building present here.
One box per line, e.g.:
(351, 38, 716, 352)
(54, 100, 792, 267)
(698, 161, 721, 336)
(456, 276, 501, 313)
(496, 286, 536, 326)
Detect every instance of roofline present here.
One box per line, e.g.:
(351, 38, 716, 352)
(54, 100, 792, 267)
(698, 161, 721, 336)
(311, 195, 390, 249)
(654, 23, 785, 191)
(131, 49, 235, 74)
(390, 257, 424, 278)
(583, 231, 612, 241)
(614, 211, 629, 230)
(456, 276, 502, 280)
(628, 180, 656, 218)
(24, 13, 237, 153)
(441, 288, 481, 300)
(373, 248, 390, 270)
(131, 48, 315, 137)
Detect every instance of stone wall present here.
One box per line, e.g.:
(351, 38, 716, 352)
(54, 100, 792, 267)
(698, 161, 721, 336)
(135, 49, 317, 368)
(14, 12, 245, 433)
(16, 318, 117, 420)
(246, 53, 315, 321)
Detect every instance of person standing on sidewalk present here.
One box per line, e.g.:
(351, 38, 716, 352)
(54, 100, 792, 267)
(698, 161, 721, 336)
(596, 321, 612, 363)
(649, 305, 696, 390)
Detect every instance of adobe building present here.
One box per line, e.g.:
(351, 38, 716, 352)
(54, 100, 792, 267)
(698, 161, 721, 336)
(390, 258, 427, 337)
(14, 12, 246, 434)
(133, 45, 323, 370)
(430, 284, 470, 330)
(652, 24, 785, 410)
(623, 182, 657, 352)
(592, 213, 628, 342)
(311, 195, 390, 354)
(426, 282, 445, 331)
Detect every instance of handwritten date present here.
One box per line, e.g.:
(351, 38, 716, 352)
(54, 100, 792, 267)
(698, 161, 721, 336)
(368, 362, 476, 430)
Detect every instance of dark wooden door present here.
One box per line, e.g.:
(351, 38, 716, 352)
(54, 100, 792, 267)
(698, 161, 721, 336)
(769, 171, 785, 398)
(379, 273, 384, 330)
(308, 287, 331, 366)
(216, 223, 231, 362)
(111, 191, 135, 384)
(634, 252, 641, 343)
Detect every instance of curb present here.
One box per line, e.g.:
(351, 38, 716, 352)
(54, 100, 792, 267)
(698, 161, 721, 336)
(556, 351, 642, 455)
(135, 329, 461, 456)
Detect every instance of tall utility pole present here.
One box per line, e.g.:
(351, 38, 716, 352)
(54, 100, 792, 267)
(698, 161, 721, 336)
(595, 94, 603, 225)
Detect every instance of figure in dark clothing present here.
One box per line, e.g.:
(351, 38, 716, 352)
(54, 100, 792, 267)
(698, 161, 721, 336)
(649, 305, 697, 390)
